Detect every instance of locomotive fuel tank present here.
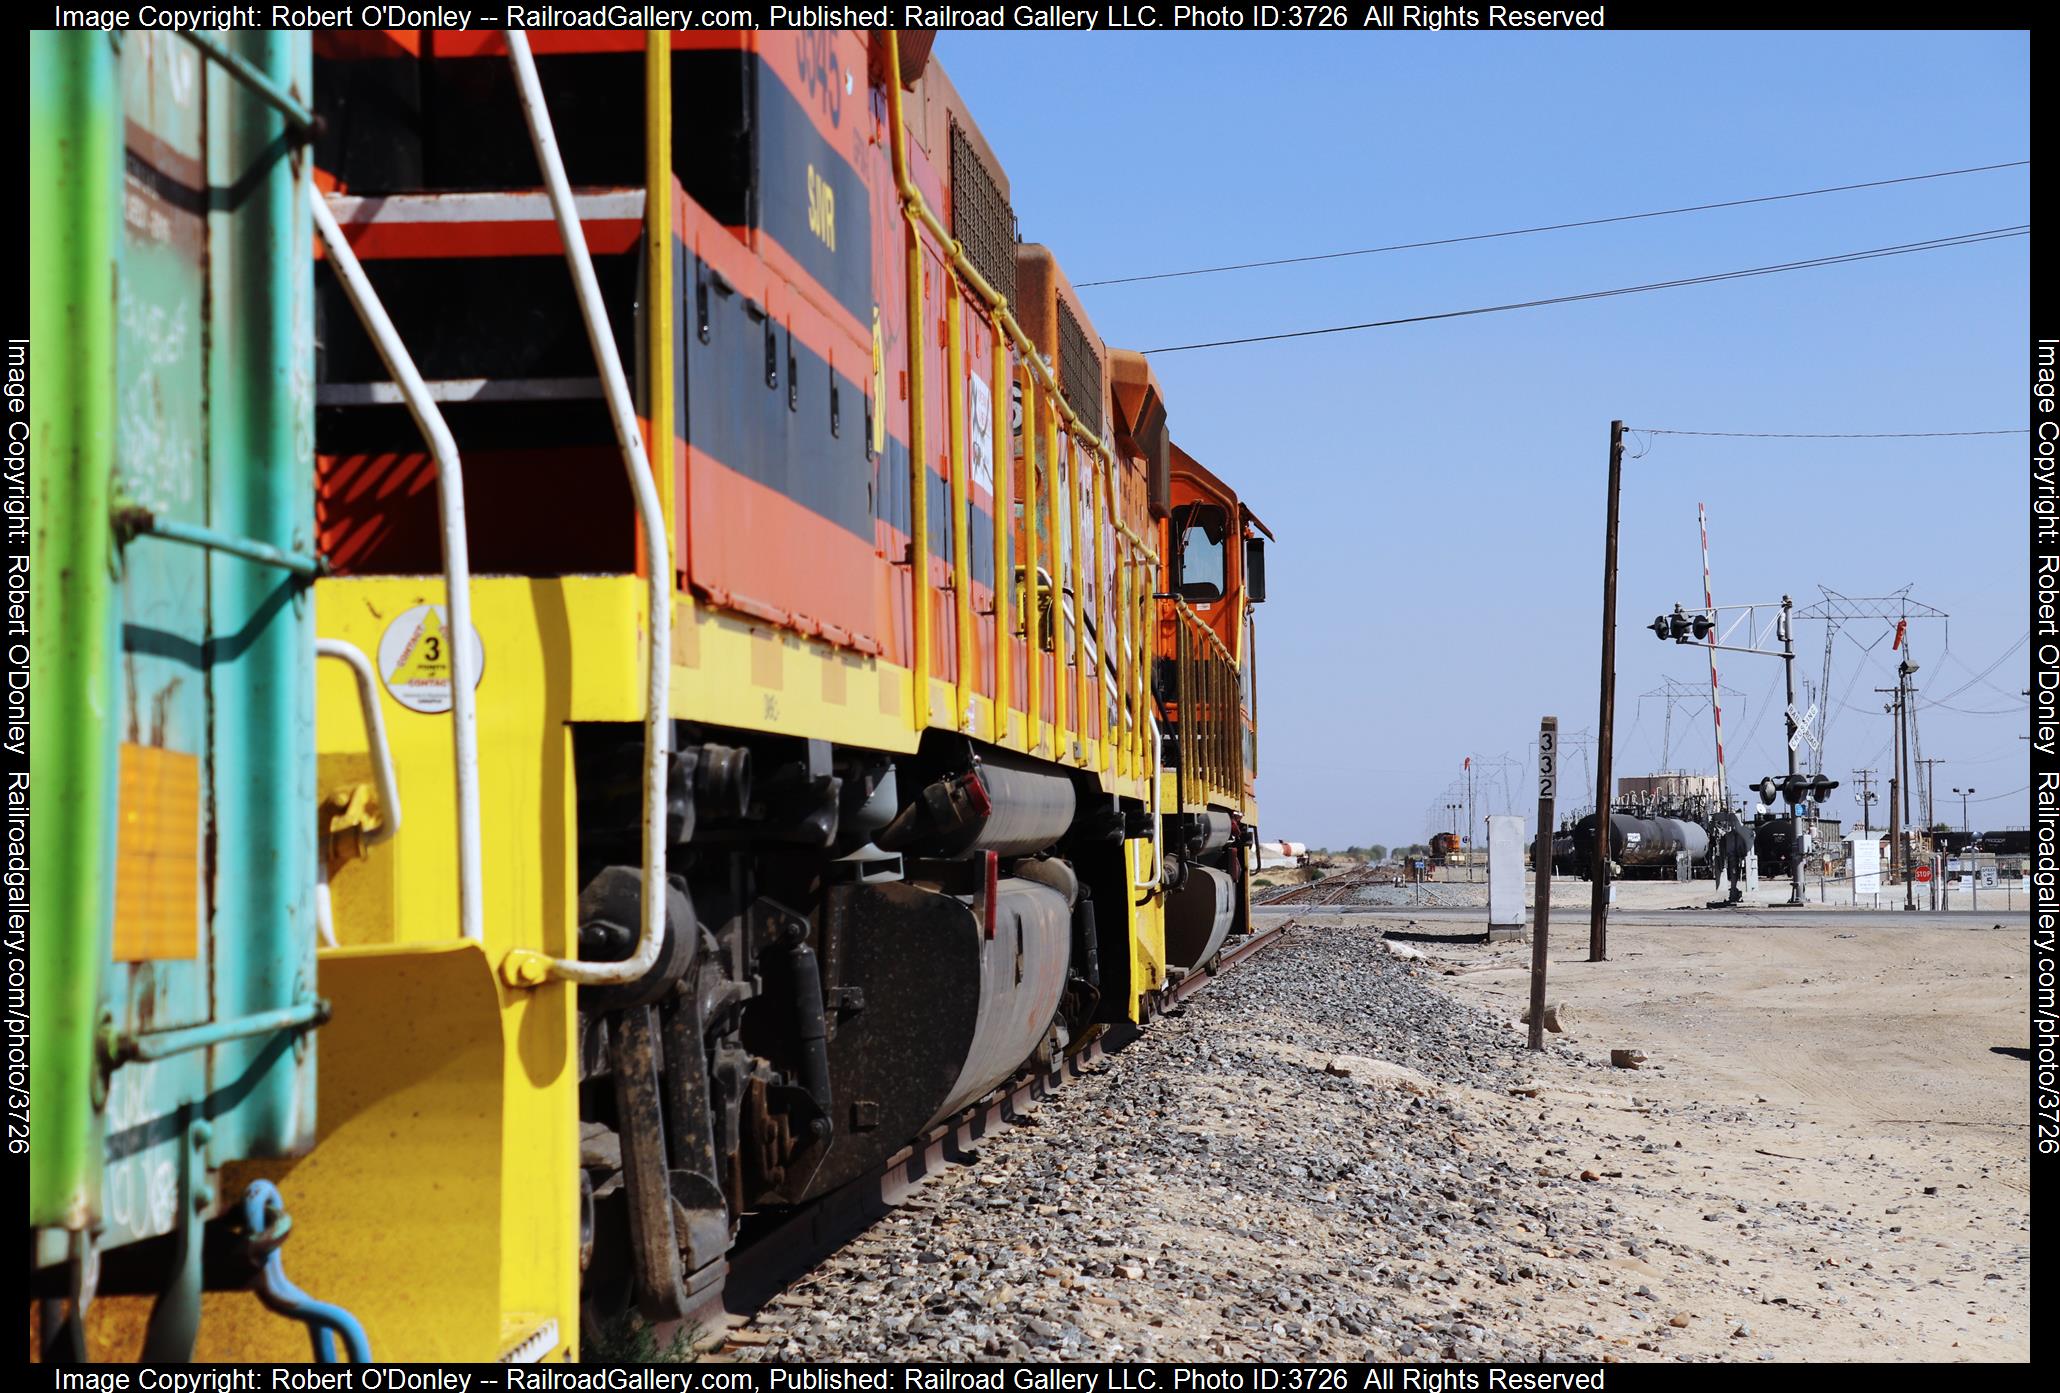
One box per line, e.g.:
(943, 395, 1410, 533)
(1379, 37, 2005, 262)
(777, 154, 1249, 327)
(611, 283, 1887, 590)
(1164, 865, 1236, 972)
(772, 874, 1072, 1203)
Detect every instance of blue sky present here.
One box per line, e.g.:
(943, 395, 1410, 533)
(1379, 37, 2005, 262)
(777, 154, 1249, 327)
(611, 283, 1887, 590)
(941, 28, 2032, 849)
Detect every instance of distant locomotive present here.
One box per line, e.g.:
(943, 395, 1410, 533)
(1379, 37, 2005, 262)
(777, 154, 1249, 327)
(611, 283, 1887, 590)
(32, 27, 1271, 1362)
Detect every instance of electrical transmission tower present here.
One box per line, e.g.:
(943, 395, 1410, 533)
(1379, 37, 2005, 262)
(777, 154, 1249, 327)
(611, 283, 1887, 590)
(1637, 675, 1748, 773)
(1796, 586, 1946, 779)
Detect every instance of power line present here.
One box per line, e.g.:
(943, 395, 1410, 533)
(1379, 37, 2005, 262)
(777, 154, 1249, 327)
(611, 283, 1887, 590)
(1637, 427, 2026, 439)
(1923, 699, 2028, 716)
(1942, 647, 2031, 705)
(1141, 224, 2028, 355)
(1078, 159, 2030, 289)
(1921, 632, 2030, 709)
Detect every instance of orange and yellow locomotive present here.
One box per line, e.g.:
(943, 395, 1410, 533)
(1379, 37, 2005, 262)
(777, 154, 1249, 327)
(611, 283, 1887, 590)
(30, 26, 1270, 1361)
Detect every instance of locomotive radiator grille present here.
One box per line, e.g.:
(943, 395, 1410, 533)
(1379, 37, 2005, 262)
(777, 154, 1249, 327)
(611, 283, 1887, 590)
(1057, 297, 1103, 439)
(948, 120, 1017, 310)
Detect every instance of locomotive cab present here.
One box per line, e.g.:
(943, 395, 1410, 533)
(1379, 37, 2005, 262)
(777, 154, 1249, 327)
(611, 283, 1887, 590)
(1152, 446, 1267, 977)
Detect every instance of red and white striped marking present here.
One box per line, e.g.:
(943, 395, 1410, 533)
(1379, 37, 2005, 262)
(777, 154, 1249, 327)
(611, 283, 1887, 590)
(319, 188, 646, 260)
(1700, 502, 1727, 806)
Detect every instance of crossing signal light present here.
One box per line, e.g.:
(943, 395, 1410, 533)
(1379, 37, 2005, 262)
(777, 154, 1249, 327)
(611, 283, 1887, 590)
(1650, 607, 1715, 643)
(1759, 774, 1842, 807)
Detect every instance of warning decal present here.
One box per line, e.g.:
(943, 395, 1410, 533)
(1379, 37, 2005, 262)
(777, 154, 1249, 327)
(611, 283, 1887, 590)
(968, 373, 994, 493)
(377, 603, 484, 714)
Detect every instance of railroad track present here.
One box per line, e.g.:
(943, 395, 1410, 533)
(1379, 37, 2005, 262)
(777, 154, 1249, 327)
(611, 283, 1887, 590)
(670, 918, 1298, 1349)
(1257, 868, 1383, 906)
(1256, 867, 1457, 909)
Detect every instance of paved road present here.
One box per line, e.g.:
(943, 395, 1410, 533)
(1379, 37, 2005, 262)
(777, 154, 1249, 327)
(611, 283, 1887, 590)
(1254, 902, 2019, 925)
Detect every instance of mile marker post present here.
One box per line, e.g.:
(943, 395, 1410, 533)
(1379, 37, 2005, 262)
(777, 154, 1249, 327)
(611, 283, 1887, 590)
(1530, 716, 1558, 1052)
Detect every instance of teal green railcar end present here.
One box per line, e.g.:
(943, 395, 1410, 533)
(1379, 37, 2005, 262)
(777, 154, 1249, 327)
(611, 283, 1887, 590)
(29, 29, 323, 1357)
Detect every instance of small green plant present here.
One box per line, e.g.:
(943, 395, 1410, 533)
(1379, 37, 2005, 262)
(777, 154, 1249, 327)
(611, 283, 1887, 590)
(585, 1312, 704, 1363)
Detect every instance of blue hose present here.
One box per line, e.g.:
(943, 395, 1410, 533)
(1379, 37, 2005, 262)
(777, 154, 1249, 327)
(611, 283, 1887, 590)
(242, 1181, 373, 1363)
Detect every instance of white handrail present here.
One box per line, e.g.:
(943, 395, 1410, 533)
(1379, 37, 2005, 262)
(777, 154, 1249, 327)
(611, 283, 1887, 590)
(506, 29, 674, 987)
(1135, 714, 1163, 894)
(317, 638, 404, 848)
(310, 184, 484, 943)
(313, 633, 404, 952)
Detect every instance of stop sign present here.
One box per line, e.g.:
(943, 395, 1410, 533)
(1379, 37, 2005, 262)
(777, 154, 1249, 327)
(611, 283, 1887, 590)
(1915, 865, 1933, 883)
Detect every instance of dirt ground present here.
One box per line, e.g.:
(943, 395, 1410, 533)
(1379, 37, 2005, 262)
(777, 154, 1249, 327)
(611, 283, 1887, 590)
(1255, 870, 2033, 916)
(1386, 908, 2031, 1360)
(731, 907, 2030, 1364)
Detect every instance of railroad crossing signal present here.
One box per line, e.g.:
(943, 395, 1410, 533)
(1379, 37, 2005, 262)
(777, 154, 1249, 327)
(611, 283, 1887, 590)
(1786, 701, 1821, 753)
(1755, 773, 1839, 808)
(1649, 605, 1715, 643)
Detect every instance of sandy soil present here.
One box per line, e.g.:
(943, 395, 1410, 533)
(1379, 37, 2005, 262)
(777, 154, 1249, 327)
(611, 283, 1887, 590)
(1386, 909, 2032, 1360)
(730, 908, 2029, 1364)
(1257, 872, 2033, 915)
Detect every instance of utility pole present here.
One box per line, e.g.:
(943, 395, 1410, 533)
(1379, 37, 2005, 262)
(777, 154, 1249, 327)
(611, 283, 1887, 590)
(1877, 680, 1917, 911)
(1590, 420, 1625, 962)
(1529, 717, 1558, 1053)
(1899, 652, 1918, 910)
(1852, 769, 1876, 836)
(1467, 758, 1477, 881)
(1876, 696, 1900, 899)
(1916, 757, 1945, 829)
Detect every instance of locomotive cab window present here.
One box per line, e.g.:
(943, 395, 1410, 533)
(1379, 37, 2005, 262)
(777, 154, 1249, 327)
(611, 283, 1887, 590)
(1173, 503, 1228, 602)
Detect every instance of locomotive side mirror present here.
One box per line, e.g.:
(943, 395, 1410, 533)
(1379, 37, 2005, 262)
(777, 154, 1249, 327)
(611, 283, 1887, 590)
(1244, 536, 1267, 604)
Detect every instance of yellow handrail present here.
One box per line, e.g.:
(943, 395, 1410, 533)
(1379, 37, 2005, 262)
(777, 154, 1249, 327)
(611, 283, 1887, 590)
(1069, 433, 1088, 764)
(1171, 596, 1236, 665)
(1091, 449, 1108, 772)
(946, 285, 974, 733)
(644, 32, 677, 575)
(884, 34, 1121, 534)
(1117, 518, 1160, 567)
(990, 328, 1011, 744)
(1043, 397, 1066, 756)
(887, 30, 1167, 767)
(904, 244, 930, 728)
(1021, 364, 1043, 755)
(1120, 537, 1134, 777)
(1160, 594, 1244, 805)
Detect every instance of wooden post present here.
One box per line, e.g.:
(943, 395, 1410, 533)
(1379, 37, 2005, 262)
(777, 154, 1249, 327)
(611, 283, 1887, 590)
(1530, 717, 1558, 1052)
